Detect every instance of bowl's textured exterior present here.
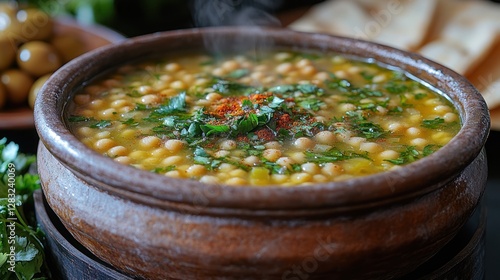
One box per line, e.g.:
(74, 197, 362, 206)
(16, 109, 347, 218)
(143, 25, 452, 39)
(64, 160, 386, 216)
(34, 27, 490, 279)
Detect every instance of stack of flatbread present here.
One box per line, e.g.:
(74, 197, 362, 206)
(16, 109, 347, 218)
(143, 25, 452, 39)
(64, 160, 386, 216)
(288, 0, 500, 129)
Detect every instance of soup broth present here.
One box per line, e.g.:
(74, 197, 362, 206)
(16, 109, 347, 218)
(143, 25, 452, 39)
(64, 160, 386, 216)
(67, 51, 460, 186)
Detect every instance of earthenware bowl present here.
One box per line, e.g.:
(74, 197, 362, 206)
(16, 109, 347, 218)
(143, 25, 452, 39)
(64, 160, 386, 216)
(34, 27, 490, 279)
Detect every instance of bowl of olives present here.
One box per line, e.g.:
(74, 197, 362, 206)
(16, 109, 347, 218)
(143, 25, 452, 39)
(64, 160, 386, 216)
(0, 3, 124, 129)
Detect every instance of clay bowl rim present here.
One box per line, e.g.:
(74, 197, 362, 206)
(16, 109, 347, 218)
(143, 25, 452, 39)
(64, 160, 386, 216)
(34, 26, 490, 212)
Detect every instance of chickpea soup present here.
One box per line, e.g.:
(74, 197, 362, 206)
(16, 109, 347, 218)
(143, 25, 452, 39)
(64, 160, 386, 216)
(67, 51, 460, 186)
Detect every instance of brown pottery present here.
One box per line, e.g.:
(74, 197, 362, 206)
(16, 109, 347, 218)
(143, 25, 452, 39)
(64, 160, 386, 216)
(34, 27, 490, 279)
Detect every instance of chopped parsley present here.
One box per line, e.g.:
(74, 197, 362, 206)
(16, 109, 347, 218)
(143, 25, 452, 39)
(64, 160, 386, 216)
(421, 117, 446, 129)
(90, 120, 111, 129)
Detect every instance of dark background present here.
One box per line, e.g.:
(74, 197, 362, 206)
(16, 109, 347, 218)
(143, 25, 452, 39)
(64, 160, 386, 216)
(3, 0, 500, 279)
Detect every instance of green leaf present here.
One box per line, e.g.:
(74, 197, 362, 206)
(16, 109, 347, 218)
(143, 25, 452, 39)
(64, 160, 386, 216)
(360, 71, 374, 81)
(90, 120, 111, 129)
(296, 84, 323, 95)
(385, 146, 420, 165)
(209, 77, 256, 95)
(1, 142, 18, 163)
(149, 92, 187, 118)
(200, 124, 230, 136)
(423, 144, 441, 156)
(233, 113, 259, 135)
(414, 93, 427, 100)
(268, 85, 295, 94)
(241, 99, 253, 110)
(385, 81, 408, 94)
(122, 118, 139, 126)
(226, 69, 249, 79)
(298, 99, 324, 111)
(421, 117, 445, 129)
(268, 96, 285, 108)
(152, 165, 176, 173)
(134, 103, 150, 111)
(305, 149, 368, 164)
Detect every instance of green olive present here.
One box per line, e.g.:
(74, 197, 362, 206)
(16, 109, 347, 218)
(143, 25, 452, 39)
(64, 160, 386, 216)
(17, 41, 62, 77)
(51, 34, 86, 63)
(1, 69, 34, 105)
(16, 8, 53, 41)
(0, 36, 16, 71)
(28, 73, 50, 108)
(0, 5, 22, 41)
(0, 82, 6, 109)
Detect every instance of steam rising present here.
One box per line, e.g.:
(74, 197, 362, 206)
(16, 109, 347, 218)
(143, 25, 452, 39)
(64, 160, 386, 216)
(190, 0, 282, 27)
(190, 0, 284, 54)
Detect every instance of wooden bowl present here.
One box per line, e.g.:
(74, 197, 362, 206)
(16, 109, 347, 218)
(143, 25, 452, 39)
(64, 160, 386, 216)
(34, 27, 490, 279)
(0, 17, 124, 130)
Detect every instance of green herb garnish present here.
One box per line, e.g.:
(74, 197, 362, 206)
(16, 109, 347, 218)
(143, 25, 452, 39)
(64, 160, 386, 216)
(0, 138, 51, 279)
(90, 120, 111, 129)
(421, 117, 446, 129)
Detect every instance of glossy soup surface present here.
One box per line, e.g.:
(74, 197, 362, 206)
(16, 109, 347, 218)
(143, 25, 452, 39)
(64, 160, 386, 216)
(67, 51, 460, 186)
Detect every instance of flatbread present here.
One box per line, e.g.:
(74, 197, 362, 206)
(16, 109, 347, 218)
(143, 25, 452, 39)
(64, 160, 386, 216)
(362, 0, 437, 50)
(467, 39, 500, 108)
(418, 0, 500, 75)
(288, 0, 368, 38)
(289, 0, 437, 51)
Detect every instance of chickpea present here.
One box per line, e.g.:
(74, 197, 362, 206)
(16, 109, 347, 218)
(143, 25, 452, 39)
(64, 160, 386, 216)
(200, 175, 220, 184)
(290, 152, 306, 164)
(206, 92, 222, 102)
(215, 150, 230, 158)
(243, 155, 260, 166)
(107, 146, 128, 157)
(186, 164, 206, 177)
(294, 137, 315, 150)
(264, 141, 282, 149)
(378, 150, 399, 160)
(219, 140, 237, 150)
(291, 173, 312, 184)
(114, 156, 132, 165)
(226, 177, 247, 186)
(276, 157, 294, 169)
(263, 149, 282, 162)
(359, 142, 382, 153)
(95, 138, 116, 152)
(406, 127, 421, 137)
(141, 94, 159, 104)
(165, 62, 181, 72)
(275, 62, 294, 74)
(443, 112, 458, 123)
(315, 131, 336, 144)
(301, 163, 320, 174)
(165, 139, 184, 152)
(140, 136, 161, 149)
(162, 155, 183, 166)
(410, 138, 428, 148)
(322, 163, 343, 177)
(221, 60, 239, 71)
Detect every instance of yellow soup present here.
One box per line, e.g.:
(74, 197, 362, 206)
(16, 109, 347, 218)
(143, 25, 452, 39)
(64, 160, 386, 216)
(67, 51, 460, 186)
